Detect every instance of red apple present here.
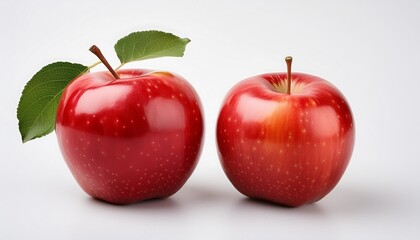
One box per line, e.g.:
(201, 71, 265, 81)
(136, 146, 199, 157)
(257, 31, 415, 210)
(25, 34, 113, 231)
(216, 57, 355, 207)
(56, 69, 204, 204)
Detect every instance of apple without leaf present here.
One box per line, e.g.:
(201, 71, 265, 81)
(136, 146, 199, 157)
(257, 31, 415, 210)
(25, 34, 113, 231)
(216, 57, 355, 207)
(55, 47, 203, 204)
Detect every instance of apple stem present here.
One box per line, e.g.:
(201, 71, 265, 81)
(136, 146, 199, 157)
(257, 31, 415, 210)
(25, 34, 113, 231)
(285, 56, 293, 95)
(89, 45, 120, 80)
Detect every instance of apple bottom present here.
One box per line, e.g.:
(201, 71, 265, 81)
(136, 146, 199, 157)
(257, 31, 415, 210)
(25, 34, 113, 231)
(57, 126, 200, 204)
(219, 134, 354, 207)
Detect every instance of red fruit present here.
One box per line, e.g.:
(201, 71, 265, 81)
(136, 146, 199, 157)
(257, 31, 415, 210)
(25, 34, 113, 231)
(56, 69, 204, 204)
(217, 59, 354, 207)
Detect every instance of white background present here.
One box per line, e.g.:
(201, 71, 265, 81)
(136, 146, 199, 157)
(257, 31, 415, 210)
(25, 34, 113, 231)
(1, 0, 419, 239)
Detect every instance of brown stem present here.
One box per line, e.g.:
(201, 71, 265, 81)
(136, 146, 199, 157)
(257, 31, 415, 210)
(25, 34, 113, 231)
(285, 56, 293, 95)
(89, 45, 120, 79)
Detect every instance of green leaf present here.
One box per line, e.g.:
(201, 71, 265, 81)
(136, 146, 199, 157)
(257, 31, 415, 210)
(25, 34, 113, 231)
(114, 30, 190, 64)
(17, 62, 88, 143)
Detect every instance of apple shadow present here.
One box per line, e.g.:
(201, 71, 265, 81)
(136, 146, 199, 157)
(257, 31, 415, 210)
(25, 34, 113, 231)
(179, 183, 241, 204)
(321, 185, 400, 217)
(230, 182, 401, 217)
(85, 195, 181, 213)
(235, 197, 327, 216)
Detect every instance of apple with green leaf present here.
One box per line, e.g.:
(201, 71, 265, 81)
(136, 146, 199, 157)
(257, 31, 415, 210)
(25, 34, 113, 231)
(17, 31, 204, 204)
(217, 57, 355, 207)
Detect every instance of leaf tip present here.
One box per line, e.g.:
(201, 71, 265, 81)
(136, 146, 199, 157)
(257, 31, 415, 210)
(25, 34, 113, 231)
(19, 127, 31, 143)
(22, 136, 29, 144)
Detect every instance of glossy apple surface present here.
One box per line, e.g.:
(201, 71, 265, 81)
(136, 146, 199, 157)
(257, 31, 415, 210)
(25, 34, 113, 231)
(217, 73, 355, 207)
(56, 69, 204, 204)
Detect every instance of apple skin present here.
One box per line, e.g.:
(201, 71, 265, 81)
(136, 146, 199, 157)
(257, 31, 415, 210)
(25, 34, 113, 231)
(217, 73, 355, 207)
(56, 69, 204, 204)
